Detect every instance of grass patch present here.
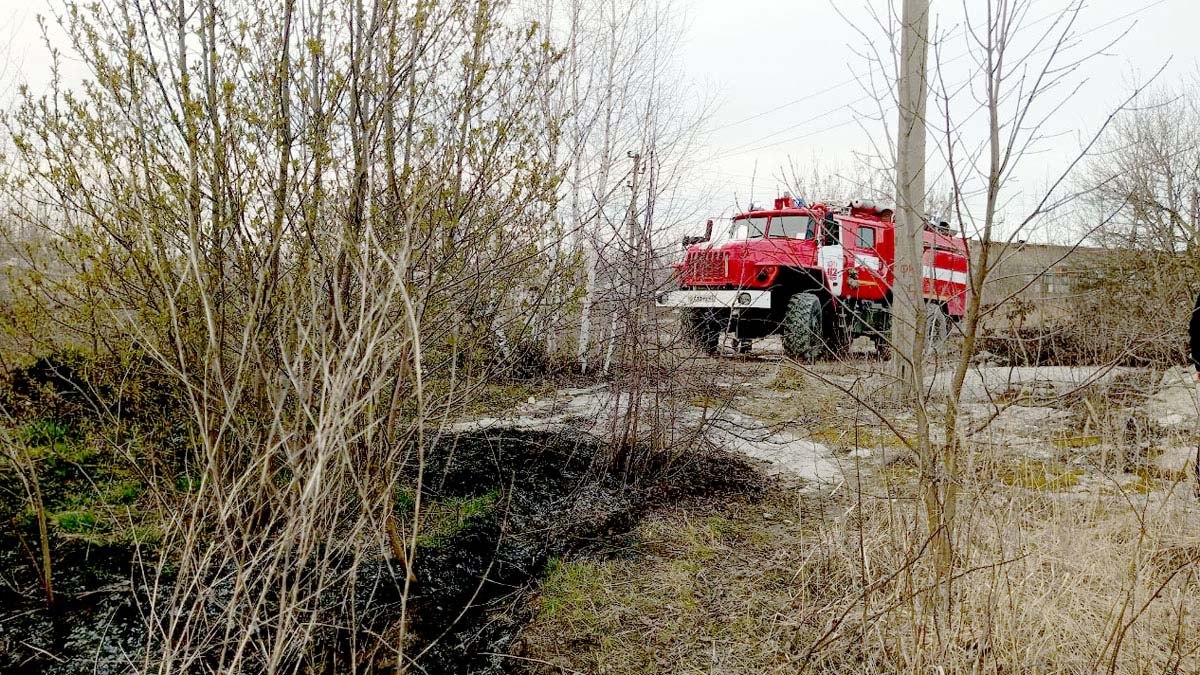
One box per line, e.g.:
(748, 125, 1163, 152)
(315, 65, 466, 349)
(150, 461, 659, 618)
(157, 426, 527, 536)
(102, 480, 143, 505)
(522, 467, 1200, 674)
(537, 557, 614, 623)
(688, 393, 729, 409)
(121, 523, 164, 545)
(809, 424, 905, 450)
(19, 419, 74, 445)
(51, 509, 105, 535)
(175, 474, 201, 492)
(1125, 467, 1160, 494)
(768, 368, 815, 392)
(521, 490, 822, 673)
(1051, 434, 1102, 449)
(997, 459, 1081, 491)
(417, 489, 500, 548)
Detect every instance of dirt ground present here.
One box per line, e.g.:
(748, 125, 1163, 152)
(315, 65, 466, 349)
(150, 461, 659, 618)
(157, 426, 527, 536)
(504, 347, 1200, 674)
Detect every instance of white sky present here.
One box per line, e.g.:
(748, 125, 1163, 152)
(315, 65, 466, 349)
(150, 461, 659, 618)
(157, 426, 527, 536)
(0, 0, 1193, 243)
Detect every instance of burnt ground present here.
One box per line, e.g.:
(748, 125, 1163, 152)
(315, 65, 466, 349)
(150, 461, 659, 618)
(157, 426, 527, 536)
(0, 427, 765, 674)
(0, 540, 146, 674)
(404, 429, 766, 674)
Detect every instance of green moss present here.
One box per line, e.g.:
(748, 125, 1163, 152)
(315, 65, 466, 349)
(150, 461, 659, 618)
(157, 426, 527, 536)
(1051, 434, 1102, 449)
(997, 460, 1081, 491)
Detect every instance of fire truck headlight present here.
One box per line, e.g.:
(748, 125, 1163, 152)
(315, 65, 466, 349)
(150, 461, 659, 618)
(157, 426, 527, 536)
(736, 292, 752, 305)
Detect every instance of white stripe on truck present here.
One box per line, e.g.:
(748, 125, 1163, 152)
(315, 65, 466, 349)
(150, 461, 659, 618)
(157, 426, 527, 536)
(922, 265, 968, 285)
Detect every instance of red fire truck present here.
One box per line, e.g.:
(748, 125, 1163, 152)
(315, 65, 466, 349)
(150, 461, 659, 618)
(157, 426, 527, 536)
(656, 194, 969, 360)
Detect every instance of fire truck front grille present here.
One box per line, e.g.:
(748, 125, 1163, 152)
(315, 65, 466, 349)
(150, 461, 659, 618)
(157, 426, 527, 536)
(685, 251, 729, 282)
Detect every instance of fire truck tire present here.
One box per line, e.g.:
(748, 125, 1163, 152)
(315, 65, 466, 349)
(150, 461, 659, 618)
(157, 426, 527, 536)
(683, 309, 722, 355)
(782, 292, 825, 362)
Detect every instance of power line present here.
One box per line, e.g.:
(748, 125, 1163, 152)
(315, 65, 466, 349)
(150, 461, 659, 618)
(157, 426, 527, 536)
(702, 0, 1172, 163)
(720, 117, 868, 161)
(709, 99, 870, 158)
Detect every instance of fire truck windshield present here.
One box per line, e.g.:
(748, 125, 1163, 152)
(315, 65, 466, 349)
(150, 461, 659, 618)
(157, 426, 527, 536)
(769, 215, 815, 239)
(732, 216, 769, 239)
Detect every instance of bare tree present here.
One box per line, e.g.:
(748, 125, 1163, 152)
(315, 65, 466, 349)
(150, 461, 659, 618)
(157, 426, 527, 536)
(832, 0, 1166, 637)
(1072, 82, 1200, 365)
(918, 0, 1170, 637)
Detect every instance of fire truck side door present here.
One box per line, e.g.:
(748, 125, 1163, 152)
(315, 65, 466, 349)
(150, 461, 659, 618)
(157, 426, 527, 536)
(818, 215, 844, 296)
(847, 223, 885, 300)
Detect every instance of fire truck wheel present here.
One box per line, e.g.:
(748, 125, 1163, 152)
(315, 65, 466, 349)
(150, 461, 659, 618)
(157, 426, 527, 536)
(683, 309, 722, 355)
(782, 292, 825, 362)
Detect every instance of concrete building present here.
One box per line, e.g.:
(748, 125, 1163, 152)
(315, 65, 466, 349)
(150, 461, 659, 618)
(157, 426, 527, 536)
(971, 240, 1110, 329)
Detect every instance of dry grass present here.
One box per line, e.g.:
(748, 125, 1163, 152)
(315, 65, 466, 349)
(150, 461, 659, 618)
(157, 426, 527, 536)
(520, 454, 1200, 674)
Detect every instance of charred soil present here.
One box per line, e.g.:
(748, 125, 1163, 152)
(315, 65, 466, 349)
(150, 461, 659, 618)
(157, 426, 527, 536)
(0, 419, 764, 673)
(403, 429, 765, 673)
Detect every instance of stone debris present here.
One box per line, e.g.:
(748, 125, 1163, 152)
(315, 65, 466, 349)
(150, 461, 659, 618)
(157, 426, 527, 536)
(978, 405, 1071, 437)
(1144, 367, 1200, 430)
(927, 365, 1134, 403)
(1153, 446, 1198, 476)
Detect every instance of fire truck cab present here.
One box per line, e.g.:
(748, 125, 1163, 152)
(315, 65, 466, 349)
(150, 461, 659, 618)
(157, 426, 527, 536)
(656, 194, 969, 360)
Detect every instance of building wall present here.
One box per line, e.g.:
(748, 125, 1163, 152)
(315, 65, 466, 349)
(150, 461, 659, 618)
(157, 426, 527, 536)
(972, 241, 1110, 329)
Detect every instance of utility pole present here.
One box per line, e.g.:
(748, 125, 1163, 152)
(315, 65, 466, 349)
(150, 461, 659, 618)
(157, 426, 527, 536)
(626, 151, 643, 245)
(892, 0, 930, 399)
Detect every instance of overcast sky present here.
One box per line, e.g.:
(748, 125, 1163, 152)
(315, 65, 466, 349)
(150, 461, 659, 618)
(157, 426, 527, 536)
(0, 0, 1192, 242)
